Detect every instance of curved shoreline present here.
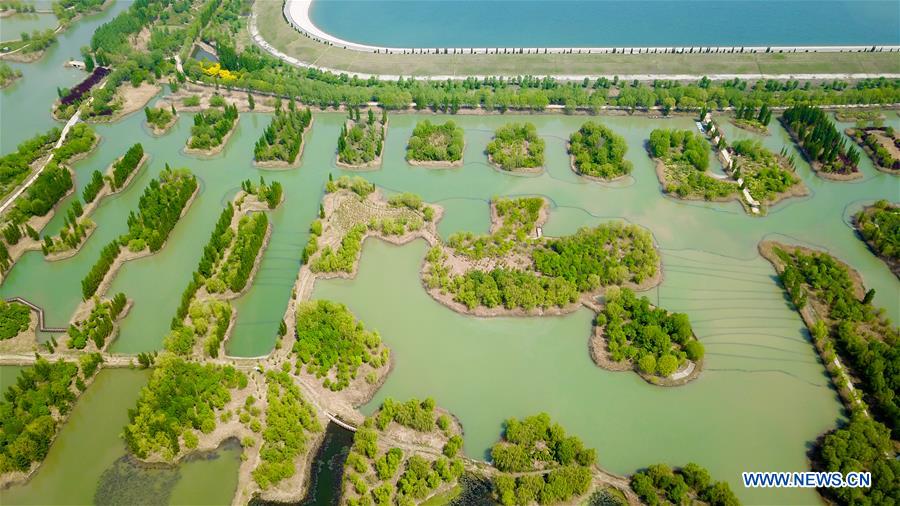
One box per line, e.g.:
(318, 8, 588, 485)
(285, 0, 900, 56)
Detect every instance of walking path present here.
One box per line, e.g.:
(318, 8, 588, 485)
(0, 110, 81, 215)
(5, 297, 67, 333)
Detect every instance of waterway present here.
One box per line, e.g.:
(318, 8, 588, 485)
(309, 0, 900, 48)
(0, 12, 57, 41)
(0, 4, 898, 499)
(0, 368, 241, 505)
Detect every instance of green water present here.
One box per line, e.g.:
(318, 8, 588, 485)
(0, 368, 241, 505)
(0, 365, 24, 394)
(1, 39, 898, 502)
(0, 12, 57, 40)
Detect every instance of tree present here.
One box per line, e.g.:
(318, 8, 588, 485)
(638, 355, 657, 374)
(247, 93, 255, 110)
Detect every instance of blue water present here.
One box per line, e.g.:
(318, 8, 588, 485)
(310, 0, 900, 47)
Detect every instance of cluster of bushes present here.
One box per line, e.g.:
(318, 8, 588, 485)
(648, 128, 736, 200)
(53, 123, 97, 164)
(491, 413, 595, 505)
(303, 218, 321, 264)
(188, 103, 238, 150)
(486, 122, 545, 171)
(533, 223, 659, 289)
(42, 198, 90, 255)
(81, 168, 196, 299)
(120, 167, 197, 253)
(729, 139, 798, 202)
(849, 127, 899, 171)
(815, 415, 899, 505)
(781, 105, 861, 174)
(367, 214, 422, 236)
(144, 104, 177, 131)
(0, 356, 103, 473)
(252, 370, 322, 489)
(0, 128, 60, 202)
(292, 300, 387, 391)
(82, 170, 105, 203)
(254, 101, 312, 163)
(773, 247, 898, 437)
(241, 177, 282, 209)
(597, 287, 702, 377)
(855, 200, 899, 263)
(80, 240, 121, 299)
(448, 197, 543, 259)
(8, 162, 73, 224)
(52, 0, 106, 24)
(448, 267, 579, 311)
(18, 29, 57, 54)
(310, 223, 365, 273)
(0, 123, 92, 223)
(406, 120, 464, 163)
(0, 300, 31, 340)
(325, 175, 375, 198)
(338, 107, 386, 166)
(732, 103, 771, 130)
(630, 463, 739, 506)
(110, 143, 144, 190)
(0, 62, 21, 87)
(375, 398, 437, 432)
(344, 418, 464, 506)
(568, 121, 631, 179)
(165, 298, 231, 356)
(66, 293, 127, 349)
(122, 354, 247, 460)
(218, 212, 267, 293)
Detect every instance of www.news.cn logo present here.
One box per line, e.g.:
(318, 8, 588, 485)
(742, 472, 872, 488)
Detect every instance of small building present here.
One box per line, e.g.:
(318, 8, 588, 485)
(65, 60, 86, 70)
(703, 112, 712, 124)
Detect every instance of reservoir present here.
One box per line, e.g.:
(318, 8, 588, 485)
(308, 0, 900, 48)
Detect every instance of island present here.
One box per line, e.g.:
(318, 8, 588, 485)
(254, 100, 313, 168)
(406, 120, 465, 168)
(568, 121, 632, 181)
(846, 124, 900, 174)
(185, 102, 239, 156)
(337, 106, 387, 170)
(780, 105, 862, 180)
(486, 122, 545, 174)
(854, 200, 899, 277)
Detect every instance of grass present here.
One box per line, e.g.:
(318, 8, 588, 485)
(253, 3, 900, 77)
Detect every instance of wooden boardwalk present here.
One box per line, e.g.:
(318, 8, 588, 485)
(6, 297, 67, 333)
